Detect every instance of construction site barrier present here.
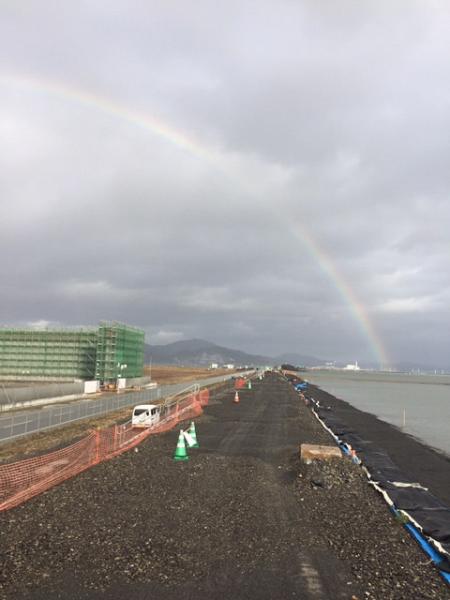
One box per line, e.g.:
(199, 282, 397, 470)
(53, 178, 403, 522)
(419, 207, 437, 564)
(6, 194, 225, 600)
(0, 388, 210, 512)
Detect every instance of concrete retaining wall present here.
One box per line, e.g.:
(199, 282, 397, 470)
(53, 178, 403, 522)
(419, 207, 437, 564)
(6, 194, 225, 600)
(0, 382, 85, 406)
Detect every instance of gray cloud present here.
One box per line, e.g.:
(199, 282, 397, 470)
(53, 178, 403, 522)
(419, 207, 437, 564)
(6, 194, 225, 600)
(1, 1, 450, 367)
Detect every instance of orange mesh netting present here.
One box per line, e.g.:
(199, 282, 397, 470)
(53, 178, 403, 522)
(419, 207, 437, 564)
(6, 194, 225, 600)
(0, 388, 210, 512)
(234, 378, 246, 389)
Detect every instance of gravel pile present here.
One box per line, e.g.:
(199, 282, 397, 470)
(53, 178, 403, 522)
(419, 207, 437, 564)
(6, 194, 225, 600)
(294, 457, 446, 598)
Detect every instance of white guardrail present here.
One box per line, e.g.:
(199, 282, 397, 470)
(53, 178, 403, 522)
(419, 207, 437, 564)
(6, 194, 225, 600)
(0, 371, 255, 444)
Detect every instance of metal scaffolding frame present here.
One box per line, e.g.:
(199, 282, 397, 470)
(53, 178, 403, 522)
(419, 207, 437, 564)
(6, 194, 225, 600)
(95, 322, 145, 383)
(0, 328, 97, 381)
(0, 322, 145, 382)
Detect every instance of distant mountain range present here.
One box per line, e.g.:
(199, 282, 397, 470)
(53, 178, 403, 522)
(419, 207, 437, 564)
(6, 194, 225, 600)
(143, 340, 450, 372)
(144, 339, 324, 367)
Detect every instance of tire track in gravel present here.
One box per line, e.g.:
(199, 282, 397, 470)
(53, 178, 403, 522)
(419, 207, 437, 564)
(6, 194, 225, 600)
(198, 375, 357, 599)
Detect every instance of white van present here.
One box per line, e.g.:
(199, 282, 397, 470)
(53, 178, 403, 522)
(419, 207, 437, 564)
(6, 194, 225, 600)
(131, 404, 160, 428)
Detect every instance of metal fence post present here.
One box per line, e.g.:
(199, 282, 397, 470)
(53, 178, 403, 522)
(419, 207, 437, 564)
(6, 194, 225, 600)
(94, 429, 101, 464)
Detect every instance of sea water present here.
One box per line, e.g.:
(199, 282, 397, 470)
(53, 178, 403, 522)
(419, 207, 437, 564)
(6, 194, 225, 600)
(305, 371, 450, 457)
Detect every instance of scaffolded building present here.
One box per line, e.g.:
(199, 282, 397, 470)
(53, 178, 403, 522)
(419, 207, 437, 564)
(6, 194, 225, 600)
(0, 322, 145, 382)
(95, 322, 145, 382)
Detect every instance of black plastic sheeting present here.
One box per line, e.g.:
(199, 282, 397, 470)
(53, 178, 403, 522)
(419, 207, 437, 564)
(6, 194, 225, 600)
(382, 484, 447, 511)
(300, 387, 450, 562)
(339, 433, 376, 452)
(407, 509, 450, 544)
(355, 452, 422, 487)
(385, 486, 450, 559)
(315, 410, 354, 436)
(353, 450, 394, 470)
(367, 466, 421, 486)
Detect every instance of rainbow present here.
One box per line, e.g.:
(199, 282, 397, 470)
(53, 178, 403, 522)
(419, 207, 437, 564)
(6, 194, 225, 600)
(289, 224, 389, 367)
(0, 72, 215, 163)
(0, 72, 389, 367)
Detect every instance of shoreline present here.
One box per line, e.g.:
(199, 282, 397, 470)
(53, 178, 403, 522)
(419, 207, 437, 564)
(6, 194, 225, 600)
(304, 372, 450, 458)
(305, 383, 450, 507)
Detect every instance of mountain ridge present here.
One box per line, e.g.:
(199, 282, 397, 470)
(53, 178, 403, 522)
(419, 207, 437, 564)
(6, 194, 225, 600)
(143, 339, 449, 372)
(144, 339, 323, 367)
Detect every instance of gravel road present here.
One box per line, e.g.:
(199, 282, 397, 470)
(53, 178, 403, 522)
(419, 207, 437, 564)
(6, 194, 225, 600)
(0, 373, 447, 599)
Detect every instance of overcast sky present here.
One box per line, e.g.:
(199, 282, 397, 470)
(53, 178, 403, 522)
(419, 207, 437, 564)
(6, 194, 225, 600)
(1, 1, 449, 367)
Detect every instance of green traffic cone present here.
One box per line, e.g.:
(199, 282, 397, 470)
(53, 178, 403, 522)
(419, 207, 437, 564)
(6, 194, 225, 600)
(188, 421, 199, 448)
(173, 429, 189, 461)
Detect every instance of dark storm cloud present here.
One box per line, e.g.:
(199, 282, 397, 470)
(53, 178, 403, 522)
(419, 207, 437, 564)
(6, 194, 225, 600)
(1, 1, 450, 367)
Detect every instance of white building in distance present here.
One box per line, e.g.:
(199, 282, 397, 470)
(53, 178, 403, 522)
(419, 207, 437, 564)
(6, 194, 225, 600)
(345, 361, 360, 371)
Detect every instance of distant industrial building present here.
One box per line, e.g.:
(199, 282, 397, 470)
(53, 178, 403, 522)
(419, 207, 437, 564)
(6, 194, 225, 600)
(0, 322, 145, 383)
(344, 361, 360, 371)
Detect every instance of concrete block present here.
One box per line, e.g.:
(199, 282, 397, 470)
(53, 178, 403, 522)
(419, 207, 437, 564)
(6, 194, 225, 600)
(300, 444, 342, 462)
(84, 380, 100, 394)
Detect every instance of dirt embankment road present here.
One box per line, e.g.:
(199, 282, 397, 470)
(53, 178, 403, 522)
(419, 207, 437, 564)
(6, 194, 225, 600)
(0, 374, 447, 599)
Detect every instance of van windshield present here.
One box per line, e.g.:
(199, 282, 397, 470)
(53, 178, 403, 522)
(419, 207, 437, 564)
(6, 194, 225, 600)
(134, 409, 148, 416)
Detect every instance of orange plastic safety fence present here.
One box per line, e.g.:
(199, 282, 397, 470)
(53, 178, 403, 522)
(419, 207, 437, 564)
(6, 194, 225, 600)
(234, 378, 246, 389)
(0, 389, 208, 512)
(199, 389, 209, 406)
